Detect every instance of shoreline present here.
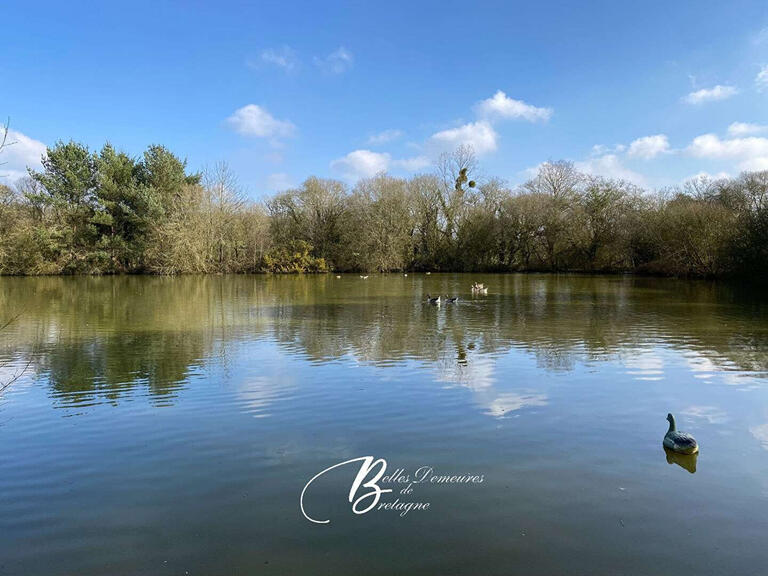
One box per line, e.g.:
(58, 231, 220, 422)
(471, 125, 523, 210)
(0, 269, 755, 282)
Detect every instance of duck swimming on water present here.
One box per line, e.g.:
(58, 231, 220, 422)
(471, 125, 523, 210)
(663, 413, 699, 454)
(425, 294, 441, 304)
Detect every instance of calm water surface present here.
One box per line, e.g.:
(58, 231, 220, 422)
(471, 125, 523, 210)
(1, 274, 767, 575)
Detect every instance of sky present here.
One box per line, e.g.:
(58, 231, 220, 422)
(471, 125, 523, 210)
(1, 0, 767, 196)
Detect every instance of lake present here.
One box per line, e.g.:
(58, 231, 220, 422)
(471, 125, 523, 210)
(1, 274, 767, 575)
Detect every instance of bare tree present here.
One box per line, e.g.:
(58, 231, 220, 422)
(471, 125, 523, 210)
(0, 121, 7, 151)
(524, 160, 581, 199)
(434, 145, 479, 263)
(344, 174, 413, 271)
(521, 161, 583, 270)
(0, 118, 13, 176)
(202, 161, 246, 270)
(437, 144, 478, 192)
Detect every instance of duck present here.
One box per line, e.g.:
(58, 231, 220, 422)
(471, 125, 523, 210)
(471, 282, 488, 294)
(360, 275, 369, 279)
(444, 295, 459, 303)
(425, 271, 431, 275)
(335, 275, 341, 278)
(663, 413, 699, 454)
(425, 294, 441, 305)
(403, 273, 408, 277)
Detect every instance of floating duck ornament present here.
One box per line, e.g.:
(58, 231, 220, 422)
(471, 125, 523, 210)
(663, 413, 698, 455)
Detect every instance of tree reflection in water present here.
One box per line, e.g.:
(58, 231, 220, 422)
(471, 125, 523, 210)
(0, 274, 765, 408)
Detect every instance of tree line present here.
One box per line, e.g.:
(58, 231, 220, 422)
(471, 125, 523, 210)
(0, 139, 766, 280)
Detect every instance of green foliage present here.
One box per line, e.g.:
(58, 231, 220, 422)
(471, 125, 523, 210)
(136, 145, 201, 205)
(262, 240, 328, 273)
(8, 140, 202, 274)
(1, 138, 766, 282)
(26, 141, 99, 271)
(94, 144, 162, 271)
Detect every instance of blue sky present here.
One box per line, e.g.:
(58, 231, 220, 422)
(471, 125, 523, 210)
(1, 0, 767, 196)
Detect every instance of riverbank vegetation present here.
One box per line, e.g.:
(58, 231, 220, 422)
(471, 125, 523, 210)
(1, 139, 766, 280)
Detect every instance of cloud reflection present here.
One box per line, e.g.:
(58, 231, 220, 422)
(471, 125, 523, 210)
(484, 392, 548, 417)
(431, 351, 548, 418)
(681, 405, 728, 424)
(750, 423, 768, 450)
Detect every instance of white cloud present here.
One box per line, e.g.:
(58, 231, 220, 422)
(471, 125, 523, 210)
(256, 46, 298, 72)
(428, 121, 498, 156)
(727, 122, 768, 136)
(475, 90, 552, 123)
(592, 143, 626, 155)
(520, 162, 545, 180)
(756, 65, 768, 92)
(575, 153, 644, 185)
(266, 172, 292, 191)
(396, 89, 549, 162)
(687, 133, 768, 171)
(393, 155, 431, 172)
(367, 129, 403, 145)
(688, 170, 730, 181)
(627, 134, 670, 159)
(330, 151, 431, 179)
(331, 149, 390, 180)
(683, 85, 738, 105)
(742, 157, 768, 171)
(0, 128, 47, 182)
(226, 105, 295, 144)
(314, 47, 353, 74)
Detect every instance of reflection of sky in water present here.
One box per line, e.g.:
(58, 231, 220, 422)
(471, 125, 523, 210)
(1, 275, 768, 575)
(623, 349, 664, 380)
(483, 391, 549, 418)
(0, 357, 29, 386)
(751, 423, 768, 451)
(428, 350, 549, 418)
(681, 405, 728, 424)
